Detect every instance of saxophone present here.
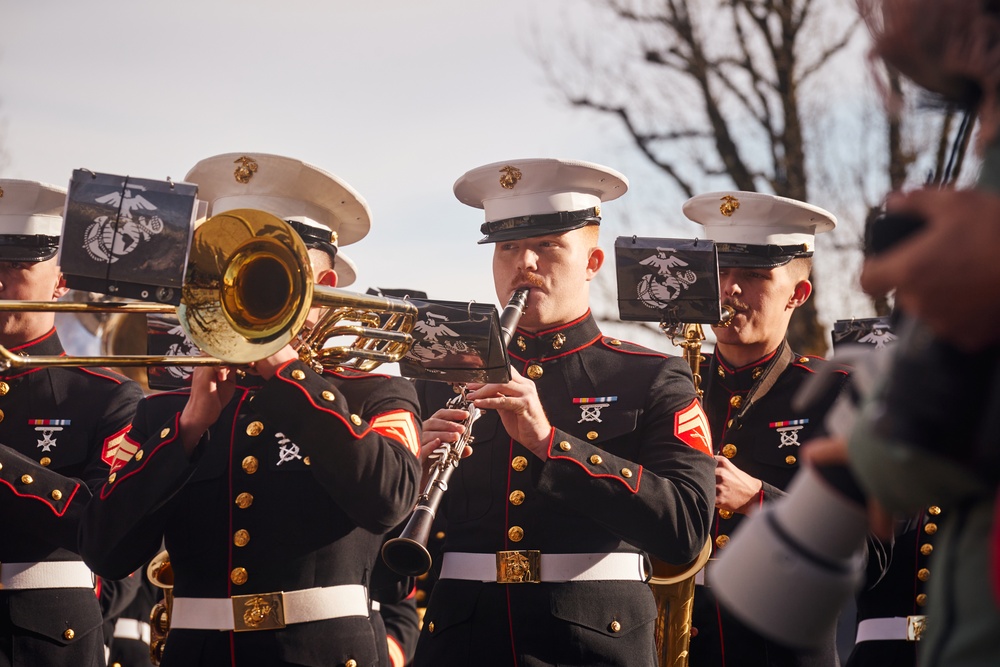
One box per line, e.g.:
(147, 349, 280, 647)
(650, 309, 732, 667)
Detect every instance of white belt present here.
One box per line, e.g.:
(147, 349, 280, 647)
(172, 585, 369, 632)
(440, 551, 647, 583)
(0, 561, 94, 590)
(114, 617, 152, 644)
(856, 616, 927, 642)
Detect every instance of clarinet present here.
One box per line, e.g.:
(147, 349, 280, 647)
(381, 288, 529, 577)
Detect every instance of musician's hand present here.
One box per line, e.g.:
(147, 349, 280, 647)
(714, 456, 763, 515)
(466, 368, 552, 460)
(250, 345, 299, 380)
(179, 366, 237, 455)
(418, 408, 473, 487)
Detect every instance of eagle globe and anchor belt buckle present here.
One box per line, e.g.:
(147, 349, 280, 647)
(231, 592, 287, 631)
(496, 550, 542, 583)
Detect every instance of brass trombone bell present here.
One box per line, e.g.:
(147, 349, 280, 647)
(0, 209, 418, 372)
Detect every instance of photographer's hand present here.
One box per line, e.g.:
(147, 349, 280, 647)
(861, 188, 1000, 351)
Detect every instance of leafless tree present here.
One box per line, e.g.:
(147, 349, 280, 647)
(534, 0, 953, 354)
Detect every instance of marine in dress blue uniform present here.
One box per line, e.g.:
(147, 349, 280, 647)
(0, 179, 144, 667)
(682, 191, 850, 667)
(412, 159, 717, 667)
(78, 154, 423, 667)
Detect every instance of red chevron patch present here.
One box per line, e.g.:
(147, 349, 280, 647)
(675, 399, 713, 456)
(102, 425, 138, 472)
(371, 410, 421, 457)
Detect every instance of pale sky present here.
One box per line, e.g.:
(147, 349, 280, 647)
(0, 0, 881, 354)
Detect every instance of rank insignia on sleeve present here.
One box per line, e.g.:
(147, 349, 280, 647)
(675, 399, 713, 456)
(102, 425, 138, 472)
(572, 396, 617, 424)
(371, 410, 421, 456)
(769, 419, 809, 448)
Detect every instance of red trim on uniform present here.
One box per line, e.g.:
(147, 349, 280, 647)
(716, 349, 779, 375)
(78, 366, 127, 384)
(510, 332, 603, 363)
(548, 450, 643, 493)
(0, 475, 82, 515)
(387, 635, 406, 667)
(7, 328, 58, 351)
(95, 577, 102, 598)
(597, 340, 672, 359)
(273, 366, 378, 439)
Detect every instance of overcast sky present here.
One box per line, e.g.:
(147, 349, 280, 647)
(1, 0, 882, 354)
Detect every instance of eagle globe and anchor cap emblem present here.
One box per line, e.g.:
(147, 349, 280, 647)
(234, 156, 259, 184)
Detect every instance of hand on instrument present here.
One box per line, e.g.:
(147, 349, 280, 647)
(179, 366, 237, 455)
(419, 407, 473, 487)
(466, 368, 552, 460)
(714, 456, 763, 515)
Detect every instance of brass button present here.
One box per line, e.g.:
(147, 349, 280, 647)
(752, 367, 763, 380)
(0, 409, 5, 423)
(924, 522, 937, 535)
(558, 441, 571, 451)
(916, 593, 928, 607)
(552, 333, 566, 350)
(350, 414, 362, 426)
(345, 661, 357, 667)
(508, 526, 524, 542)
(511, 456, 528, 472)
(526, 364, 543, 380)
(721, 444, 737, 458)
(928, 505, 941, 516)
(246, 421, 264, 436)
(435, 531, 446, 540)
(321, 390, 335, 401)
(727, 419, 735, 428)
(729, 395, 743, 408)
(917, 568, 930, 582)
(715, 535, 730, 548)
(235, 492, 254, 509)
(134, 450, 144, 462)
(798, 356, 809, 363)
(621, 468, 633, 478)
(160, 428, 170, 439)
(0, 462, 3, 471)
(291, 369, 306, 380)
(920, 543, 933, 556)
(785, 455, 797, 465)
(415, 590, 427, 603)
(509, 490, 525, 505)
(586, 431, 598, 441)
(609, 620, 622, 633)
(39, 456, 51, 467)
(230, 567, 248, 585)
(51, 489, 63, 501)
(234, 529, 250, 547)
(589, 454, 603, 465)
(0, 381, 9, 395)
(428, 621, 436, 633)
(608, 339, 621, 346)
(107, 473, 116, 484)
(303, 456, 311, 466)
(719, 509, 733, 519)
(63, 628, 75, 640)
(21, 474, 33, 484)
(242, 456, 259, 474)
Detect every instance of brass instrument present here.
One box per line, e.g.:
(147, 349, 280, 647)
(147, 550, 174, 665)
(650, 307, 734, 667)
(381, 288, 529, 576)
(0, 209, 417, 372)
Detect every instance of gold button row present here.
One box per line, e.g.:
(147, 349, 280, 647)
(511, 456, 528, 472)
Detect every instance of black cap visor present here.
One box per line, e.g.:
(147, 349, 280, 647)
(0, 235, 59, 262)
(478, 208, 600, 244)
(716, 243, 812, 269)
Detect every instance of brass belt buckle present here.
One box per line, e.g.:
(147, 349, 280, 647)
(907, 615, 926, 641)
(232, 592, 287, 631)
(496, 550, 541, 583)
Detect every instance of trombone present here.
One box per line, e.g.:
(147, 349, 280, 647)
(0, 209, 418, 373)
